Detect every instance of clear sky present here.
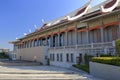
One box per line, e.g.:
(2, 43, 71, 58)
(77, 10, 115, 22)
(0, 0, 105, 50)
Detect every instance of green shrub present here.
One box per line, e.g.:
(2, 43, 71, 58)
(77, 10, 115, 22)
(115, 39, 120, 56)
(84, 54, 93, 65)
(92, 57, 120, 66)
(0, 52, 9, 59)
(100, 54, 114, 57)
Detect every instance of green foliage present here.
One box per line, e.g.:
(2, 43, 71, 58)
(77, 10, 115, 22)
(84, 54, 93, 65)
(73, 64, 89, 73)
(115, 39, 120, 56)
(92, 57, 120, 66)
(0, 52, 9, 59)
(100, 54, 114, 57)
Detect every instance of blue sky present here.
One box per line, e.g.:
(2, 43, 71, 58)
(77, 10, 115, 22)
(0, 0, 105, 50)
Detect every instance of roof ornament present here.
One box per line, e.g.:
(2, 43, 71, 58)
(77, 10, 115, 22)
(52, 20, 60, 25)
(29, 29, 32, 33)
(46, 23, 51, 26)
(41, 19, 46, 24)
(100, 0, 119, 12)
(23, 33, 27, 36)
(16, 37, 18, 40)
(67, 0, 92, 21)
(34, 24, 38, 29)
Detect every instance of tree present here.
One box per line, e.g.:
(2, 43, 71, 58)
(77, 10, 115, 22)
(115, 39, 120, 56)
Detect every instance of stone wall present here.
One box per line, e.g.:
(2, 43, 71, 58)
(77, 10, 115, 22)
(16, 46, 48, 65)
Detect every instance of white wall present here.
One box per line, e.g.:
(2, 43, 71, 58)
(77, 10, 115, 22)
(49, 48, 78, 68)
(16, 46, 48, 65)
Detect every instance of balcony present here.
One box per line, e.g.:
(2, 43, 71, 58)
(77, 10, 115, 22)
(49, 41, 114, 50)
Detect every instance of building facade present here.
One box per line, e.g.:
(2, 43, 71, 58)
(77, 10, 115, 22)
(0, 49, 9, 53)
(10, 0, 120, 67)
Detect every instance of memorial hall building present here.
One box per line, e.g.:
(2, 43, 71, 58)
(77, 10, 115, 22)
(10, 0, 120, 67)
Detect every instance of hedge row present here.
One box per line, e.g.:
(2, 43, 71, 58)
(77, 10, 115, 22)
(0, 52, 9, 59)
(91, 57, 120, 66)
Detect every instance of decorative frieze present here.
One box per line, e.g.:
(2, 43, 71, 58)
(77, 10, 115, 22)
(103, 14, 118, 24)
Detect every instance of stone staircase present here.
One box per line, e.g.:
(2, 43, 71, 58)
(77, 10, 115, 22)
(0, 73, 87, 80)
(0, 65, 87, 80)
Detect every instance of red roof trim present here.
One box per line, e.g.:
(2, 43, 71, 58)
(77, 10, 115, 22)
(89, 26, 101, 31)
(68, 27, 75, 31)
(104, 21, 119, 28)
(77, 28, 87, 32)
(60, 30, 66, 33)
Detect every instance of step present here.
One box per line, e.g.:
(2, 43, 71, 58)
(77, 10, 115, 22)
(0, 72, 75, 74)
(0, 61, 41, 66)
(0, 63, 41, 66)
(0, 74, 87, 80)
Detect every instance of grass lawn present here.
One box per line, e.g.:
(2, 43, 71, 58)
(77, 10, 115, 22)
(73, 64, 89, 73)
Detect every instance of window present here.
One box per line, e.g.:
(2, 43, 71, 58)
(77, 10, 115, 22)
(50, 54, 55, 61)
(45, 56, 47, 60)
(57, 54, 59, 61)
(60, 34, 63, 46)
(71, 53, 74, 62)
(50, 54, 52, 61)
(47, 37, 50, 46)
(53, 36, 55, 47)
(60, 54, 63, 61)
(66, 53, 69, 62)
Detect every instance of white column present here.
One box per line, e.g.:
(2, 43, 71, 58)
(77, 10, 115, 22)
(51, 35, 53, 47)
(58, 33, 60, 47)
(27, 41, 29, 48)
(101, 21, 104, 43)
(75, 24, 78, 45)
(86, 26, 89, 44)
(101, 27, 104, 42)
(104, 48, 108, 54)
(29, 41, 31, 47)
(65, 26, 68, 46)
(112, 41, 115, 47)
(32, 40, 34, 47)
(118, 18, 120, 38)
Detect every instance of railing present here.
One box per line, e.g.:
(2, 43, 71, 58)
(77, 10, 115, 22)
(93, 42, 113, 48)
(103, 42, 113, 47)
(49, 41, 114, 50)
(77, 44, 91, 49)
